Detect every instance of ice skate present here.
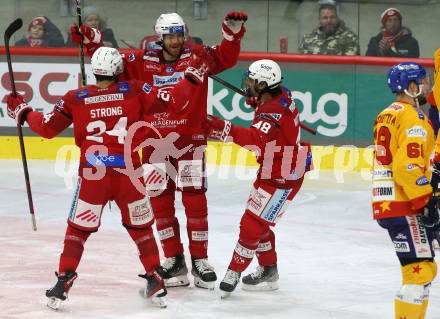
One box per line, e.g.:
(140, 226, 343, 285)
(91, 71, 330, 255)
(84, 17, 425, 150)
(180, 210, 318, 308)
(191, 257, 217, 289)
(45, 271, 77, 310)
(219, 269, 241, 299)
(241, 264, 279, 291)
(160, 254, 190, 288)
(139, 270, 167, 308)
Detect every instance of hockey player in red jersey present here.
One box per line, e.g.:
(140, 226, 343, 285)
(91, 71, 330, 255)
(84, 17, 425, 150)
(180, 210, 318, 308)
(71, 11, 248, 289)
(6, 47, 208, 309)
(204, 60, 312, 297)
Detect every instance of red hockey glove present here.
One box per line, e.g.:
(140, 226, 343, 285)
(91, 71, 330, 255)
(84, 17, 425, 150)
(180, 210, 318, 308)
(245, 96, 259, 109)
(222, 11, 248, 42)
(70, 24, 102, 45)
(204, 115, 232, 142)
(185, 54, 209, 85)
(6, 93, 33, 125)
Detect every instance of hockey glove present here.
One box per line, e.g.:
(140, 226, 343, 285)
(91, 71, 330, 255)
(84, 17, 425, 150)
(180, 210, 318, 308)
(420, 197, 440, 229)
(204, 115, 232, 142)
(222, 11, 248, 42)
(6, 93, 33, 125)
(245, 96, 259, 109)
(70, 24, 102, 55)
(185, 55, 209, 85)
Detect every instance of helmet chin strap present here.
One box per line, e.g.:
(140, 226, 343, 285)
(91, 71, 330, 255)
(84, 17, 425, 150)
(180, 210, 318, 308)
(404, 84, 423, 109)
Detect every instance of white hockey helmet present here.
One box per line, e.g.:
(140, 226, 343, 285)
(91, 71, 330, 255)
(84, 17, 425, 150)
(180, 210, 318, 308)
(154, 13, 186, 40)
(247, 59, 282, 88)
(91, 47, 123, 77)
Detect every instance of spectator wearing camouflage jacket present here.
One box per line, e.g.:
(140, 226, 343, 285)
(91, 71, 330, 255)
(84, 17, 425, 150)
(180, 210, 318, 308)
(298, 3, 359, 56)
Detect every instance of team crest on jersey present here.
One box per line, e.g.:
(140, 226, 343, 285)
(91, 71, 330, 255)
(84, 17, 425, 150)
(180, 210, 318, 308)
(142, 83, 152, 94)
(128, 53, 135, 62)
(118, 82, 129, 93)
(76, 89, 89, 99)
(165, 66, 173, 73)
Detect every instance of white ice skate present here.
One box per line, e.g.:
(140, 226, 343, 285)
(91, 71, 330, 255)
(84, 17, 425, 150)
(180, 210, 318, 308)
(191, 258, 217, 290)
(219, 269, 241, 299)
(161, 255, 190, 288)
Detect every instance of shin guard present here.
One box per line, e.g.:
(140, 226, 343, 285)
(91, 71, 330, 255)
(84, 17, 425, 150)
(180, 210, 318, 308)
(127, 226, 160, 274)
(182, 192, 208, 259)
(395, 260, 437, 319)
(58, 224, 91, 274)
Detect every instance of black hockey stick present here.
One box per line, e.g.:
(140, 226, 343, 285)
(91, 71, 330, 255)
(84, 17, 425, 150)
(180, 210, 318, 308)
(209, 74, 317, 135)
(5, 18, 37, 231)
(76, 0, 86, 86)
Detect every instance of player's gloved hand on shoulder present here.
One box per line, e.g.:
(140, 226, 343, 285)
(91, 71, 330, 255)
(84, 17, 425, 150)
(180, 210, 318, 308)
(185, 54, 209, 85)
(70, 24, 102, 45)
(420, 197, 440, 229)
(6, 93, 33, 125)
(245, 96, 259, 109)
(203, 115, 232, 142)
(222, 11, 248, 42)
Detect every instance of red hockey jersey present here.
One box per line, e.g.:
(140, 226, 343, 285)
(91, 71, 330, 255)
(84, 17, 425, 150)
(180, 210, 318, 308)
(25, 79, 194, 167)
(120, 40, 241, 138)
(230, 87, 311, 188)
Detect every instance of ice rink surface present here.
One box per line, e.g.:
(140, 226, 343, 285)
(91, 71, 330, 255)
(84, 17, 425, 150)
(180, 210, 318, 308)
(0, 160, 439, 319)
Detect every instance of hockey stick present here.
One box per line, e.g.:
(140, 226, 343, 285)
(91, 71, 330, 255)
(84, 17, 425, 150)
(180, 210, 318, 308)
(4, 18, 37, 231)
(76, 0, 86, 86)
(209, 74, 317, 135)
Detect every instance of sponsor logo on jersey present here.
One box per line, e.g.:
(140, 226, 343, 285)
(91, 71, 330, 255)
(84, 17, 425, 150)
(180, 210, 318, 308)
(407, 164, 420, 171)
(142, 83, 152, 94)
(84, 93, 124, 104)
(386, 103, 403, 111)
(415, 176, 429, 186)
(406, 126, 427, 140)
(128, 198, 153, 225)
(43, 112, 55, 124)
(261, 189, 291, 223)
(128, 53, 135, 62)
(144, 63, 161, 71)
(372, 180, 395, 201)
(177, 160, 203, 188)
(247, 187, 271, 215)
(148, 112, 188, 129)
(68, 177, 82, 221)
(393, 241, 410, 252)
(165, 66, 173, 73)
(90, 106, 123, 119)
(152, 72, 184, 87)
(395, 233, 407, 240)
(180, 52, 191, 59)
(143, 55, 160, 62)
(86, 154, 125, 167)
(177, 60, 190, 68)
(158, 227, 175, 240)
(372, 169, 393, 180)
(191, 231, 208, 241)
(279, 97, 290, 109)
(118, 82, 129, 93)
(143, 163, 167, 191)
(417, 110, 425, 120)
(76, 89, 89, 99)
(267, 113, 282, 121)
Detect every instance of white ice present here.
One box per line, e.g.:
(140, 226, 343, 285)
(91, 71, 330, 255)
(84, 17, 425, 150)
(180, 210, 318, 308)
(0, 160, 439, 319)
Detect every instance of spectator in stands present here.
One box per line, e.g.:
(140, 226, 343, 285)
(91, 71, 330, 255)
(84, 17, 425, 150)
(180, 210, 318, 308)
(139, 24, 203, 50)
(67, 6, 118, 48)
(298, 2, 359, 55)
(365, 8, 419, 58)
(15, 16, 64, 47)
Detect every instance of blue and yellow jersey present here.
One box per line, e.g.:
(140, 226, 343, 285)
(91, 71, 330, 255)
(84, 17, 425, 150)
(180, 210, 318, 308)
(372, 101, 434, 219)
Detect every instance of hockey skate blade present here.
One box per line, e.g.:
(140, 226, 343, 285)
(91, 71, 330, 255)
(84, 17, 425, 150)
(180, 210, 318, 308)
(164, 275, 190, 288)
(194, 277, 215, 290)
(138, 289, 167, 308)
(241, 281, 279, 291)
(47, 297, 63, 310)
